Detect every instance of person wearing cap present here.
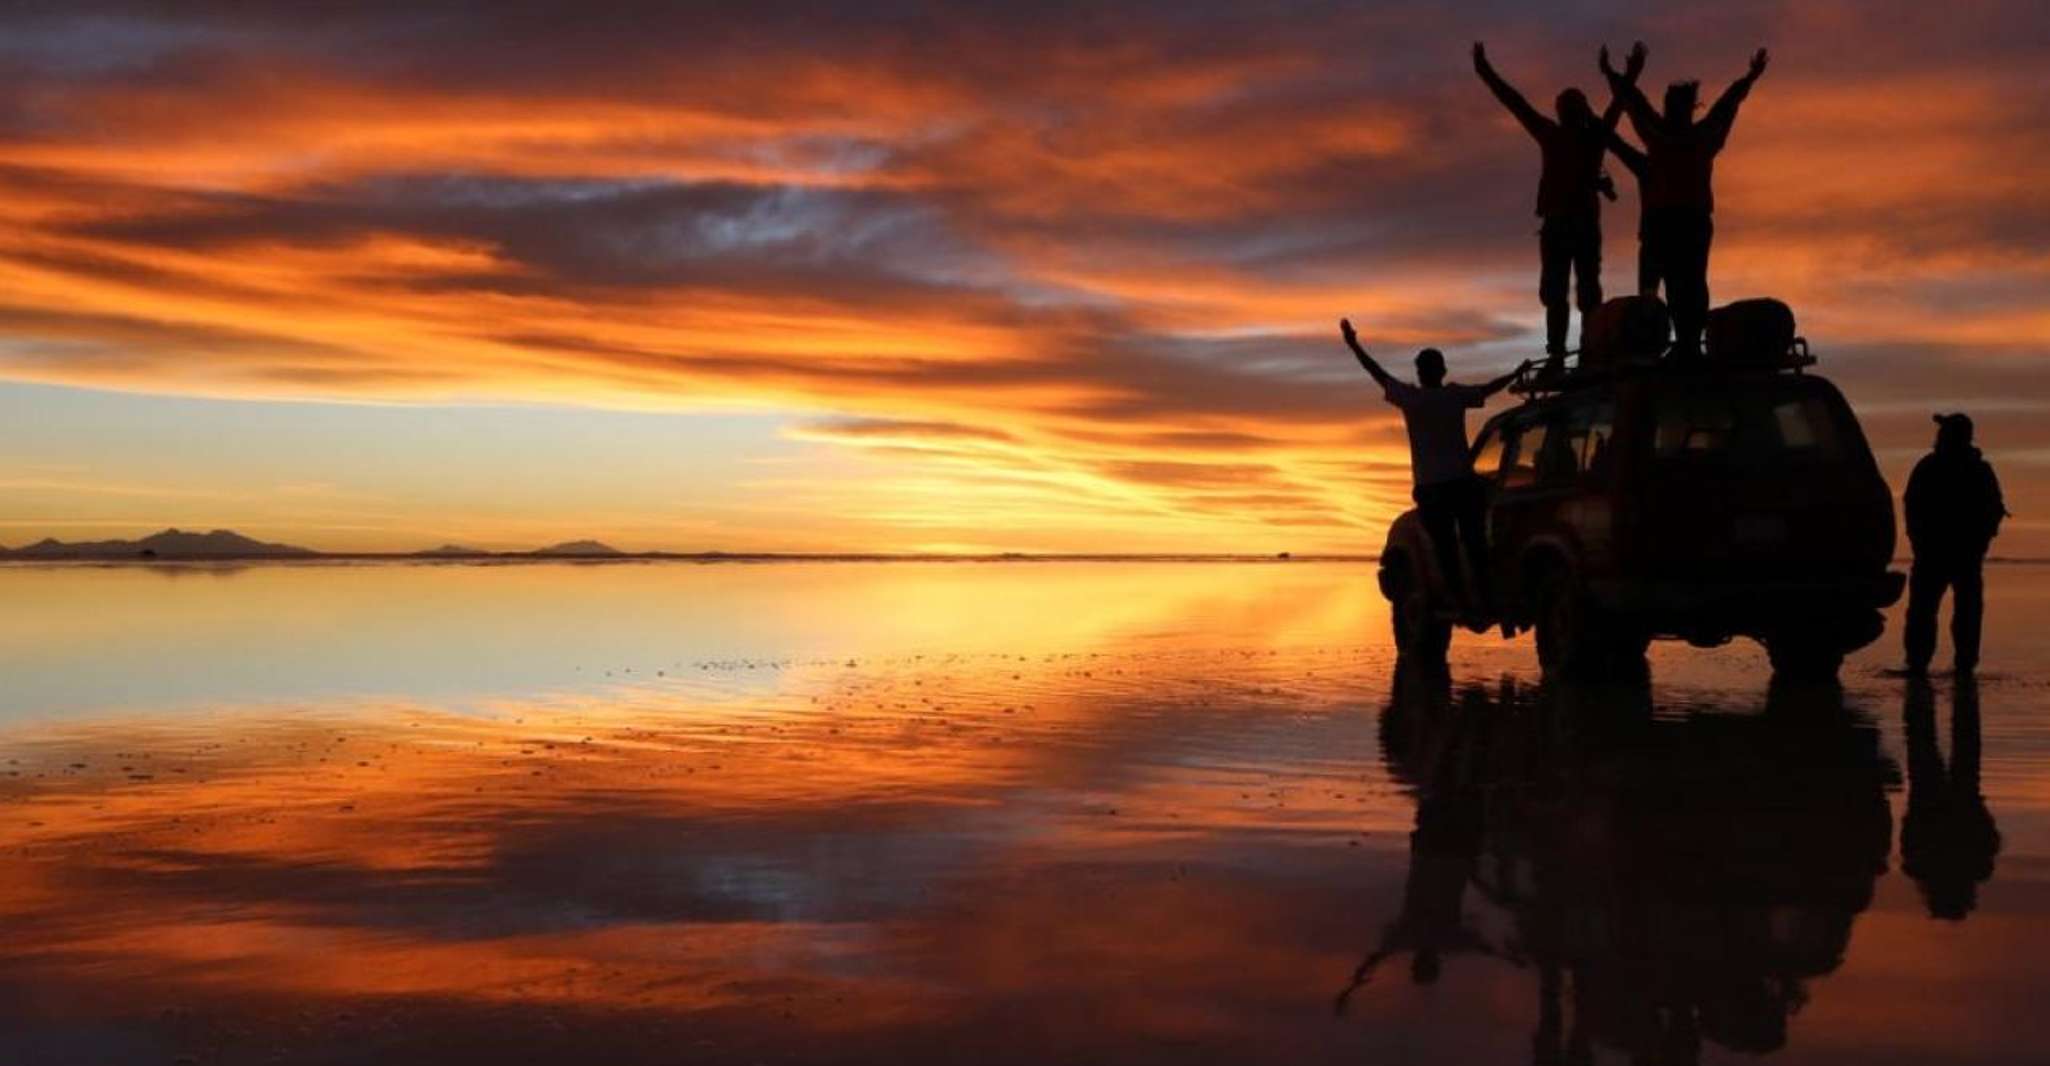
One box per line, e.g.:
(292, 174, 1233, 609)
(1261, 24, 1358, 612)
(1903, 413, 2007, 675)
(1341, 318, 1530, 619)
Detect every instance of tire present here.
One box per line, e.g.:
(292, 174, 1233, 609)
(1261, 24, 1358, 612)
(1533, 566, 1639, 681)
(1532, 567, 1583, 677)
(1764, 638, 1844, 683)
(1761, 606, 1877, 684)
(1610, 629, 1653, 681)
(1386, 563, 1452, 672)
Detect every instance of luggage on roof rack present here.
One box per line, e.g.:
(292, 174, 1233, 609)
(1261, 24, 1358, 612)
(1706, 298, 1802, 368)
(1582, 295, 1671, 371)
(1508, 295, 1816, 399)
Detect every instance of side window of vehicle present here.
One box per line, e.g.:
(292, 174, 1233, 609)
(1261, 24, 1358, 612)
(1471, 425, 1507, 481)
(1499, 419, 1548, 490)
(1562, 402, 1618, 480)
(1657, 396, 1734, 457)
(1541, 412, 1582, 487)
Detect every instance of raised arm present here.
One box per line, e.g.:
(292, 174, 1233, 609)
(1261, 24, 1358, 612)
(1334, 946, 1398, 1014)
(1340, 318, 1398, 390)
(1703, 48, 1768, 144)
(1599, 44, 1662, 144)
(1599, 42, 1647, 135)
(1472, 42, 1548, 140)
(1605, 127, 1647, 177)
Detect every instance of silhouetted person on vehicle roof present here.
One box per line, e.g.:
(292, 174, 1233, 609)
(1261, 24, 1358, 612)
(1602, 46, 1768, 357)
(1342, 319, 1527, 617)
(1904, 413, 2006, 676)
(1472, 41, 1646, 368)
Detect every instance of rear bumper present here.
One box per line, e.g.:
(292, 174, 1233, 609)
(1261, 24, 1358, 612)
(1590, 570, 1907, 617)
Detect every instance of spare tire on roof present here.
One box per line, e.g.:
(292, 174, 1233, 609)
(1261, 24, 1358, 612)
(1581, 296, 1671, 370)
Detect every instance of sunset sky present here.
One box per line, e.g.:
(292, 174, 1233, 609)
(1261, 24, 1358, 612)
(0, 1, 2044, 554)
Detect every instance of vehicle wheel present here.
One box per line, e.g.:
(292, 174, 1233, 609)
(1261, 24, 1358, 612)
(1386, 566, 1451, 672)
(1533, 567, 1584, 677)
(1534, 567, 1633, 681)
(1609, 629, 1653, 681)
(1762, 606, 1875, 683)
(1764, 637, 1843, 683)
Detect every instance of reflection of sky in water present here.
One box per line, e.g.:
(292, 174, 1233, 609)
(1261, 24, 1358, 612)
(2, 562, 2050, 1063)
(0, 561, 1381, 721)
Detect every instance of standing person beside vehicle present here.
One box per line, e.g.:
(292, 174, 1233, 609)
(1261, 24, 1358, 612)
(1471, 40, 1645, 371)
(1342, 318, 1528, 618)
(1600, 46, 1769, 357)
(1903, 413, 2007, 676)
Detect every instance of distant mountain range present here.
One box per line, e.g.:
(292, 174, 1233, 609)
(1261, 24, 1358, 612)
(530, 540, 625, 557)
(0, 528, 1396, 563)
(414, 544, 490, 557)
(0, 528, 318, 560)
(0, 529, 638, 561)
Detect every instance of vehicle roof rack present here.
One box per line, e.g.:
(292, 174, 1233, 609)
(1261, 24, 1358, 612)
(1507, 338, 1818, 400)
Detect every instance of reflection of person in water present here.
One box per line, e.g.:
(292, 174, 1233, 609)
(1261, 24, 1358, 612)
(1901, 677, 2001, 919)
(1336, 675, 1507, 1011)
(1348, 673, 1895, 1063)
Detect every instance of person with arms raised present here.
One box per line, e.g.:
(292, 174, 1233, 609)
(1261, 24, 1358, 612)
(1342, 319, 1527, 619)
(1472, 40, 1645, 370)
(1601, 45, 1769, 357)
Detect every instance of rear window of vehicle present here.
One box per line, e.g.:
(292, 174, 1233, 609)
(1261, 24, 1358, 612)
(1656, 389, 1841, 463)
(1558, 402, 1618, 481)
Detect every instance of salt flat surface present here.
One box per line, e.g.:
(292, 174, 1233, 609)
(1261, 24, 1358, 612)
(1, 561, 2045, 1064)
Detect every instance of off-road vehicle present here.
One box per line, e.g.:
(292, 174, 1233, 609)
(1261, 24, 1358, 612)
(1378, 302, 1904, 681)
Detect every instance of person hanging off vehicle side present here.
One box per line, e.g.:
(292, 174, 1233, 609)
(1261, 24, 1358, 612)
(1341, 318, 1528, 623)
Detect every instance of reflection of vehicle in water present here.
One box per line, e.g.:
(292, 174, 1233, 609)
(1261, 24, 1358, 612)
(1379, 319, 1904, 682)
(1343, 671, 1898, 1062)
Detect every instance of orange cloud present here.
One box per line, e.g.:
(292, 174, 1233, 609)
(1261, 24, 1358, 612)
(0, 4, 2043, 551)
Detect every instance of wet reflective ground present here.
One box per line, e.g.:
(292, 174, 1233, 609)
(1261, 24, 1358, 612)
(2, 561, 2048, 1064)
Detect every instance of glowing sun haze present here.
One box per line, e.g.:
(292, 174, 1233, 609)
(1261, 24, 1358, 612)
(0, 1, 2045, 553)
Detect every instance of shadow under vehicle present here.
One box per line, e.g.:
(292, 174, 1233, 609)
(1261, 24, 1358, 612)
(1344, 672, 1899, 1063)
(1379, 300, 1904, 681)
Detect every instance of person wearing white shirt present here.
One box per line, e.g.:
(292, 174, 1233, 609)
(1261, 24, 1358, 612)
(1342, 318, 1527, 616)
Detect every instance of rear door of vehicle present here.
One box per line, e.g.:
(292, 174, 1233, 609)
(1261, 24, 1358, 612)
(1637, 375, 1890, 582)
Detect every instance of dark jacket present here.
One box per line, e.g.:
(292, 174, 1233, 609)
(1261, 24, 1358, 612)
(1475, 64, 1624, 218)
(1607, 69, 1761, 215)
(1529, 119, 1616, 219)
(1905, 445, 2006, 560)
